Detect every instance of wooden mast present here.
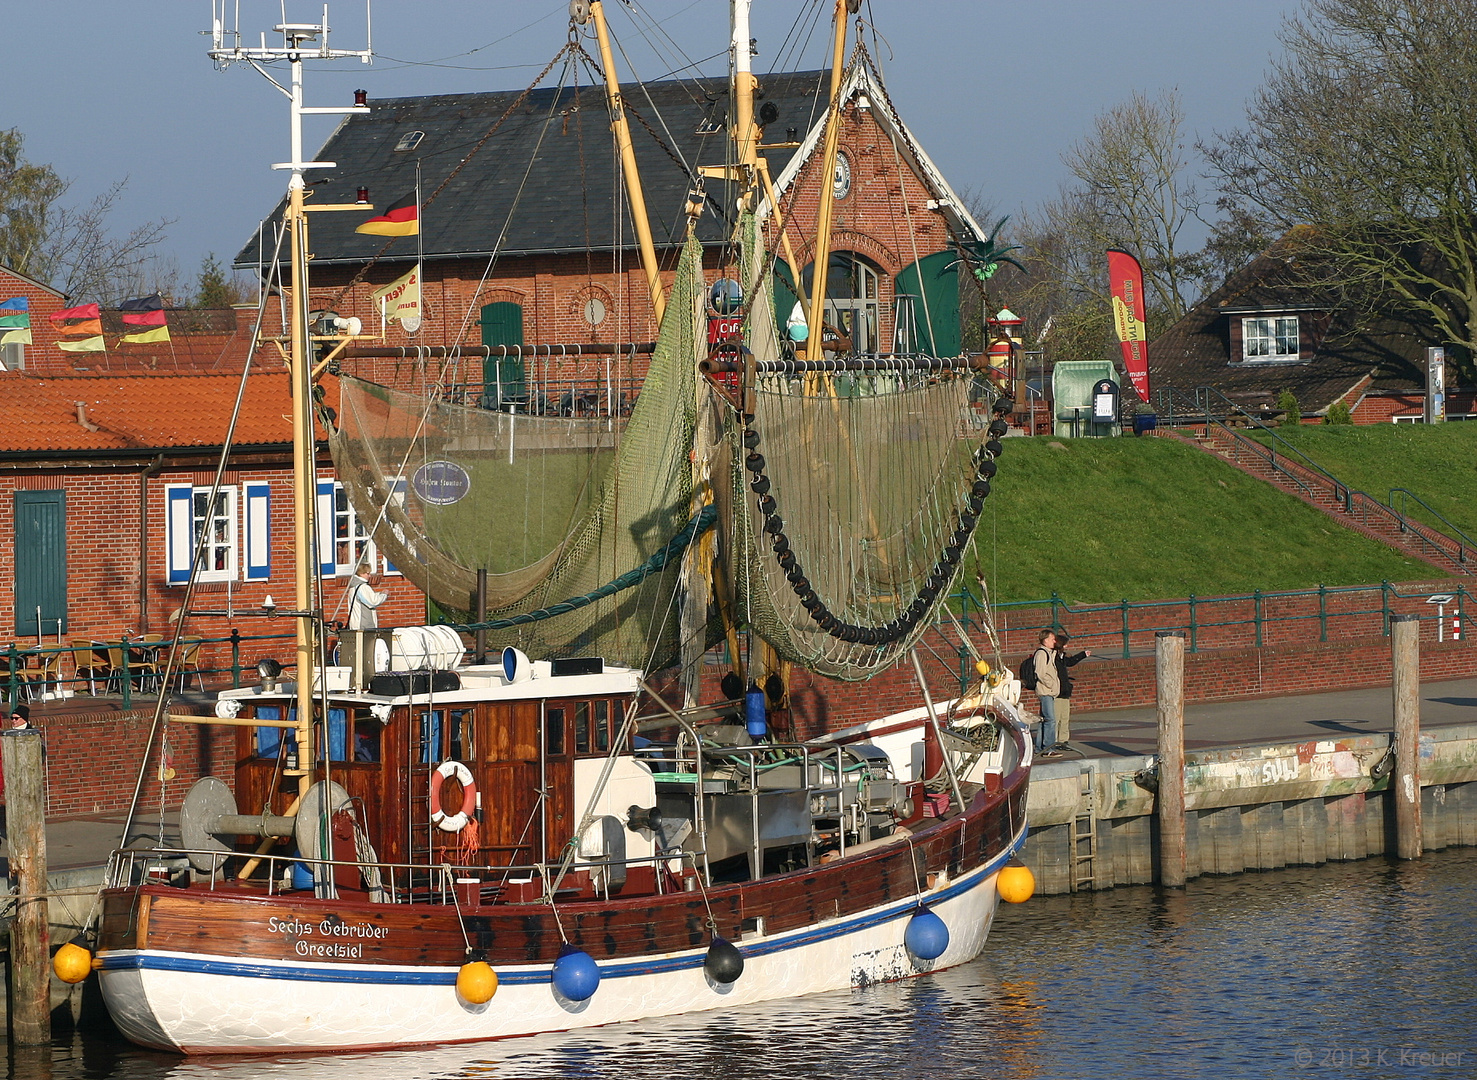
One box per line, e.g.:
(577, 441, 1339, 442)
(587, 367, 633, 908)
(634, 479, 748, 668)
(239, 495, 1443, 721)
(587, 1, 667, 326)
(804, 0, 856, 361)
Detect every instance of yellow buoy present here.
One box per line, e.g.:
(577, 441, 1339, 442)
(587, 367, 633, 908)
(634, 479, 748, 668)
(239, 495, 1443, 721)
(456, 960, 498, 1004)
(53, 941, 93, 984)
(974, 659, 991, 678)
(996, 861, 1035, 904)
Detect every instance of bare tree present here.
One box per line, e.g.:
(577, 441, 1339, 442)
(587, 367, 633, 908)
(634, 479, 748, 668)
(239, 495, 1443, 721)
(0, 127, 170, 302)
(1206, 0, 1477, 373)
(1006, 91, 1203, 364)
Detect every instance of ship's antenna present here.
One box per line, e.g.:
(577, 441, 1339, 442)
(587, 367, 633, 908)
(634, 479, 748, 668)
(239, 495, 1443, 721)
(205, 3, 375, 810)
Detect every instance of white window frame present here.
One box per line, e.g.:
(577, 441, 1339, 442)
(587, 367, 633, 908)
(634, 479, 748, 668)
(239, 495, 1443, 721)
(317, 478, 402, 577)
(1242, 316, 1300, 361)
(166, 484, 239, 585)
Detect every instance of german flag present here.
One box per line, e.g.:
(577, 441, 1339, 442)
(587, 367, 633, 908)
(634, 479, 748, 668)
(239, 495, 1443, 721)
(355, 191, 419, 236)
(119, 294, 171, 344)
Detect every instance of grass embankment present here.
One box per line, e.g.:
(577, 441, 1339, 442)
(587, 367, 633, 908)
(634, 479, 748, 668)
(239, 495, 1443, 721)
(1255, 422, 1477, 541)
(966, 434, 1429, 605)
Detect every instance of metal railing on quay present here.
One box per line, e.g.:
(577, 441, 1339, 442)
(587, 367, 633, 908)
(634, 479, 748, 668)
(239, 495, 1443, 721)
(4, 629, 297, 710)
(948, 581, 1471, 659)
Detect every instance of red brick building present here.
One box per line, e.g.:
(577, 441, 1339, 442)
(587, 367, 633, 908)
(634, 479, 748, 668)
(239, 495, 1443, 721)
(0, 372, 424, 684)
(235, 64, 991, 394)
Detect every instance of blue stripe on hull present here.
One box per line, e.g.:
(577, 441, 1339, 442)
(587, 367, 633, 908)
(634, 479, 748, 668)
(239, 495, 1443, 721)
(100, 827, 1026, 988)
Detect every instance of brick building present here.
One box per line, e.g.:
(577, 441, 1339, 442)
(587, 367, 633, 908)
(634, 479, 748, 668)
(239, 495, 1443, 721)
(234, 63, 991, 393)
(1150, 233, 1474, 423)
(0, 372, 424, 682)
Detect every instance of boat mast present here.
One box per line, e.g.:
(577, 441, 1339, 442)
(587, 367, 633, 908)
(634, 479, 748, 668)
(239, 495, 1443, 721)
(584, 1, 667, 326)
(805, 0, 859, 361)
(208, 9, 372, 799)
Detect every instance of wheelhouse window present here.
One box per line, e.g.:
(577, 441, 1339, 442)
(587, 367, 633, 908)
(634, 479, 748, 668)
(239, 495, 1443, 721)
(1243, 316, 1300, 361)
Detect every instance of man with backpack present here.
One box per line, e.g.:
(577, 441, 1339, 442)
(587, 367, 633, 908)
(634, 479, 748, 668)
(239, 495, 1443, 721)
(1022, 629, 1062, 757)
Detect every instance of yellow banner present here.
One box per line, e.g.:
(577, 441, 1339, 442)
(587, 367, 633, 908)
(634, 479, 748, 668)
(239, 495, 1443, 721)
(57, 335, 106, 353)
(120, 325, 171, 344)
(371, 266, 420, 322)
(0, 328, 32, 345)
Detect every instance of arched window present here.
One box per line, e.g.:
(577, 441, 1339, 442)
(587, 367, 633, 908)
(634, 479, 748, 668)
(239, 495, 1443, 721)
(802, 251, 883, 355)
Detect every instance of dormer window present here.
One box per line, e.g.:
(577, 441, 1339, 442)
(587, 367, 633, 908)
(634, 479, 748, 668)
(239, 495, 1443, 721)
(1243, 316, 1299, 361)
(394, 131, 425, 152)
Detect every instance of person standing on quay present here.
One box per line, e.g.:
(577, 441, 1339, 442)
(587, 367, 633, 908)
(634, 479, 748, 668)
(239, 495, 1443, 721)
(1052, 632, 1091, 750)
(1031, 629, 1062, 756)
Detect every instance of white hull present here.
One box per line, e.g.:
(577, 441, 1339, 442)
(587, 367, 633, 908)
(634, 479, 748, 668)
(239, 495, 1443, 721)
(99, 831, 1023, 1054)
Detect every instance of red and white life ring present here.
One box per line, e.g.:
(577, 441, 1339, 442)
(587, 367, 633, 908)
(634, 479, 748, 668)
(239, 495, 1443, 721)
(430, 760, 477, 833)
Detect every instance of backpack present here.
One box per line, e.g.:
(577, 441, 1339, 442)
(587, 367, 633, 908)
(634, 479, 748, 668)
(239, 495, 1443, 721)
(1018, 652, 1038, 690)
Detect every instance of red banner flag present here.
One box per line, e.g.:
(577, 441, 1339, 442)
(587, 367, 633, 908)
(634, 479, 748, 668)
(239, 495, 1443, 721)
(51, 303, 101, 322)
(1107, 249, 1149, 401)
(121, 309, 168, 326)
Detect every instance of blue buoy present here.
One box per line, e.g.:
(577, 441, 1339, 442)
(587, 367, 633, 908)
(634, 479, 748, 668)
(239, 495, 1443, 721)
(551, 944, 601, 1001)
(905, 907, 950, 961)
(744, 682, 768, 740)
(291, 861, 315, 891)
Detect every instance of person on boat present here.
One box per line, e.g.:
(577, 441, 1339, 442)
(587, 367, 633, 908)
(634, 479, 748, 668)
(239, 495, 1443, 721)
(1051, 632, 1091, 751)
(1031, 630, 1062, 757)
(346, 561, 388, 630)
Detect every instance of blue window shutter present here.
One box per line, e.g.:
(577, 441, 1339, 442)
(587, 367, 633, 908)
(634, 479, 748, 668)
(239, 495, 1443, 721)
(316, 480, 336, 576)
(244, 482, 271, 580)
(166, 485, 194, 584)
(256, 705, 282, 757)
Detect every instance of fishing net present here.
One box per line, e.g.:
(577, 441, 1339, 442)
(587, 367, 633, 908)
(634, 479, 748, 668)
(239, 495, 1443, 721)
(716, 217, 995, 680)
(329, 234, 707, 670)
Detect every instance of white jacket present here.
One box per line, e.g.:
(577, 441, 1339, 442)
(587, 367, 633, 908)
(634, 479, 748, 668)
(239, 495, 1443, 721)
(347, 575, 387, 630)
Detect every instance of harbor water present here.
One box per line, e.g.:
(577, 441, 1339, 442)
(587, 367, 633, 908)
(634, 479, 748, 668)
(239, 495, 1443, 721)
(22, 848, 1477, 1079)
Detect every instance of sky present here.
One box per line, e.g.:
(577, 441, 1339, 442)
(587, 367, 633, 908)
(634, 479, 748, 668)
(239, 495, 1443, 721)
(3, 1, 1299, 298)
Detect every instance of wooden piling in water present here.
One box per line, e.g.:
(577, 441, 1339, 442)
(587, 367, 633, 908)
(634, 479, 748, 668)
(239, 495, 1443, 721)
(1391, 613, 1422, 860)
(3, 728, 51, 1045)
(1156, 631, 1187, 888)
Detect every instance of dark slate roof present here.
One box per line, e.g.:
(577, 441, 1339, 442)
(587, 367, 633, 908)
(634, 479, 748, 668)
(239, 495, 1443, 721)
(235, 71, 829, 268)
(1150, 234, 1430, 414)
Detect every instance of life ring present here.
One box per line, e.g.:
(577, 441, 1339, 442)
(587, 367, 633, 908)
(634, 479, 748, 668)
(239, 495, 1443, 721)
(430, 760, 477, 833)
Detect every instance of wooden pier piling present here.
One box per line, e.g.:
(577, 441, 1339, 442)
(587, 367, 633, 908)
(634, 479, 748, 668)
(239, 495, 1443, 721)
(3, 728, 51, 1045)
(1391, 613, 1422, 860)
(1155, 631, 1187, 888)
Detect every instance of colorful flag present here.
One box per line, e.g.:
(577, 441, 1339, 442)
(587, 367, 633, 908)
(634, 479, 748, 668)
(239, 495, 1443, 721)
(370, 265, 421, 321)
(51, 302, 100, 322)
(1107, 249, 1150, 401)
(118, 294, 170, 344)
(56, 336, 106, 353)
(355, 191, 419, 236)
(120, 325, 171, 345)
(0, 328, 32, 345)
(0, 297, 30, 330)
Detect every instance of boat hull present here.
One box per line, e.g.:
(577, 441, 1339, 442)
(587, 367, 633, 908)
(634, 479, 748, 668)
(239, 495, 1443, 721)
(99, 826, 1024, 1053)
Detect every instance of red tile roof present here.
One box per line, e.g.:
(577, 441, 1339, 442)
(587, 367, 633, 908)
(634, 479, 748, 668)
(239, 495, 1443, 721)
(0, 372, 337, 454)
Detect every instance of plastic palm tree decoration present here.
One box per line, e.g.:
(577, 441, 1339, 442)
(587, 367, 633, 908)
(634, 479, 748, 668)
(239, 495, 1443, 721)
(946, 217, 1026, 282)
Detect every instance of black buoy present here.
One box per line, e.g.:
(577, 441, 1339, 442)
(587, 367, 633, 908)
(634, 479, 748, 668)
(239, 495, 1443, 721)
(704, 937, 745, 984)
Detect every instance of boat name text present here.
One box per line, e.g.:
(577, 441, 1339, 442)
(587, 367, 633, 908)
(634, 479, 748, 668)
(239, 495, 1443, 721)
(267, 916, 390, 941)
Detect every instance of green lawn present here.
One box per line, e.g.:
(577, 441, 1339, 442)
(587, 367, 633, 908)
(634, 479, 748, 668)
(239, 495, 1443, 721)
(967, 434, 1431, 605)
(1253, 422, 1477, 541)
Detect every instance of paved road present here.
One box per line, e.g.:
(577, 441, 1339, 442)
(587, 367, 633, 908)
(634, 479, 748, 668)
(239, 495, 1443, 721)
(1064, 676, 1477, 759)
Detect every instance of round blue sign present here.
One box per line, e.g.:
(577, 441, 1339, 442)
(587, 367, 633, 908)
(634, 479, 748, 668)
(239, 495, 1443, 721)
(411, 460, 471, 505)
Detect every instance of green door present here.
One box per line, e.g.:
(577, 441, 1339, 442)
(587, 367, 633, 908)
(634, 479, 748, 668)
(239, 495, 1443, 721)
(895, 251, 961, 358)
(15, 490, 66, 636)
(480, 301, 525, 408)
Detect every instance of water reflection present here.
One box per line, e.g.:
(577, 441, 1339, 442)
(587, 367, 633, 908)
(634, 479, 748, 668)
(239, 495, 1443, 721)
(23, 848, 1477, 1080)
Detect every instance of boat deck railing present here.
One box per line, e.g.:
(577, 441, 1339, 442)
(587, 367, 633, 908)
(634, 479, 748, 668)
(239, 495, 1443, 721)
(104, 845, 709, 905)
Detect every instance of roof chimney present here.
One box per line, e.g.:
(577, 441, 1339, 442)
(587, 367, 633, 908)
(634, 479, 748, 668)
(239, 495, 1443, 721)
(75, 401, 99, 432)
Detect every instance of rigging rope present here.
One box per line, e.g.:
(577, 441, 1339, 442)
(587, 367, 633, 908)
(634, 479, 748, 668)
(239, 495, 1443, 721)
(449, 505, 715, 634)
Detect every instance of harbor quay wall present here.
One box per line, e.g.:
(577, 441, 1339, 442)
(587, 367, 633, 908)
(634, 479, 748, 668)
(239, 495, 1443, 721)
(1020, 724, 1477, 895)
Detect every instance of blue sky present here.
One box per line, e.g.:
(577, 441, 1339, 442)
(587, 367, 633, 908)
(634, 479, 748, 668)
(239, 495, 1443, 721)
(4, 1, 1296, 294)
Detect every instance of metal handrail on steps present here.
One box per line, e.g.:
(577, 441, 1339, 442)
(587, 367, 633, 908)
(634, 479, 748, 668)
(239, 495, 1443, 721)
(1155, 385, 1471, 575)
(1389, 488, 1472, 566)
